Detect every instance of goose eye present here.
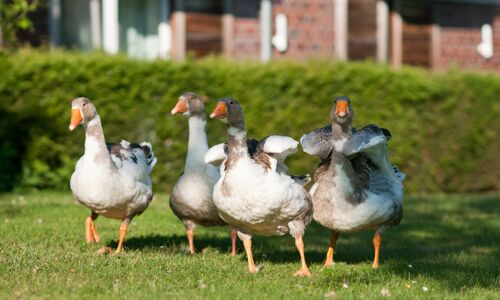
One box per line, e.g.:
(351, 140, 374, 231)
(83, 103, 87, 107)
(229, 100, 234, 105)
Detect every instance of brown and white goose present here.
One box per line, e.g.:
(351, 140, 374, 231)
(300, 96, 405, 268)
(169, 92, 237, 255)
(69, 97, 157, 254)
(206, 98, 313, 276)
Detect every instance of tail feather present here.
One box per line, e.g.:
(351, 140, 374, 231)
(140, 142, 157, 173)
(393, 166, 406, 181)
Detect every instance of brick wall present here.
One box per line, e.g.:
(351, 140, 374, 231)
(231, 17, 260, 60)
(435, 3, 500, 70)
(348, 0, 376, 60)
(272, 0, 335, 59)
(229, 1, 260, 60)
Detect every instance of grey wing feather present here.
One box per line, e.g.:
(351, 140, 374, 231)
(350, 156, 371, 190)
(343, 125, 402, 185)
(300, 124, 333, 160)
(342, 124, 388, 157)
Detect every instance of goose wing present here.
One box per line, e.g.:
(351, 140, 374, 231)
(299, 124, 333, 160)
(107, 140, 157, 181)
(252, 136, 310, 185)
(252, 135, 298, 172)
(204, 143, 226, 166)
(342, 124, 403, 188)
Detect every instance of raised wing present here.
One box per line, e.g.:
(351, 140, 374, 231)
(204, 143, 226, 166)
(262, 135, 298, 159)
(253, 135, 298, 172)
(342, 125, 401, 185)
(299, 124, 333, 160)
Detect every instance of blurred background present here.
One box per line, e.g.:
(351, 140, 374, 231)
(2, 0, 500, 68)
(0, 0, 499, 195)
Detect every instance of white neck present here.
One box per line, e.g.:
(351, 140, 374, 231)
(84, 115, 112, 166)
(185, 116, 209, 171)
(227, 126, 248, 157)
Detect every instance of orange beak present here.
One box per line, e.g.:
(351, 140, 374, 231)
(210, 102, 227, 119)
(69, 108, 83, 131)
(171, 98, 188, 115)
(335, 101, 348, 117)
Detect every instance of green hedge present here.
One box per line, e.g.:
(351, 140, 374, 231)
(1, 50, 499, 194)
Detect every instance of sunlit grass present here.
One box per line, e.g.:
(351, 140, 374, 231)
(0, 191, 498, 299)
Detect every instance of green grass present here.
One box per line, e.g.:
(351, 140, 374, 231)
(0, 191, 498, 299)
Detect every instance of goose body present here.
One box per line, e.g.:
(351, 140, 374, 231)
(213, 147, 311, 237)
(69, 97, 156, 254)
(169, 93, 237, 255)
(309, 151, 403, 233)
(170, 166, 222, 227)
(207, 98, 312, 276)
(71, 139, 155, 220)
(169, 116, 224, 227)
(300, 96, 404, 268)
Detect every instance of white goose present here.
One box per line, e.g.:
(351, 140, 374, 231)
(69, 97, 157, 254)
(169, 92, 237, 255)
(300, 96, 405, 268)
(206, 98, 313, 276)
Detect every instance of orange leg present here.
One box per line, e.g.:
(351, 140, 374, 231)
(294, 236, 311, 276)
(115, 220, 129, 255)
(372, 231, 382, 268)
(243, 239, 258, 273)
(85, 213, 100, 243)
(230, 229, 237, 256)
(324, 231, 339, 267)
(187, 229, 195, 255)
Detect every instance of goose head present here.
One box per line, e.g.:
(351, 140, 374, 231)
(170, 92, 205, 117)
(330, 96, 353, 126)
(69, 97, 97, 131)
(210, 98, 246, 130)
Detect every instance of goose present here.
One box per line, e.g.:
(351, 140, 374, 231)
(69, 97, 157, 254)
(169, 92, 237, 255)
(300, 96, 405, 268)
(206, 98, 313, 276)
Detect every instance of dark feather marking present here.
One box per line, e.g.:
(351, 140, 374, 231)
(141, 144, 152, 158)
(252, 137, 273, 170)
(253, 151, 272, 170)
(314, 156, 331, 181)
(107, 142, 141, 164)
(350, 156, 371, 190)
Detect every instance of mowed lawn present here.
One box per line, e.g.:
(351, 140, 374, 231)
(0, 191, 498, 299)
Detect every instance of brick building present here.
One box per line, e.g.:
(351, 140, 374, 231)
(46, 0, 499, 70)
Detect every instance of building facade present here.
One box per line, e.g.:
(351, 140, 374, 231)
(46, 0, 500, 70)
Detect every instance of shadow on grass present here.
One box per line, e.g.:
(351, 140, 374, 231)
(112, 233, 235, 254)
(110, 195, 500, 291)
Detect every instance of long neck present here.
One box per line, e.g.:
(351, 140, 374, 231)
(83, 115, 113, 166)
(227, 123, 248, 161)
(332, 121, 352, 141)
(185, 115, 209, 171)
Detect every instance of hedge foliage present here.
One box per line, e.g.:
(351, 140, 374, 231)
(0, 50, 499, 194)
